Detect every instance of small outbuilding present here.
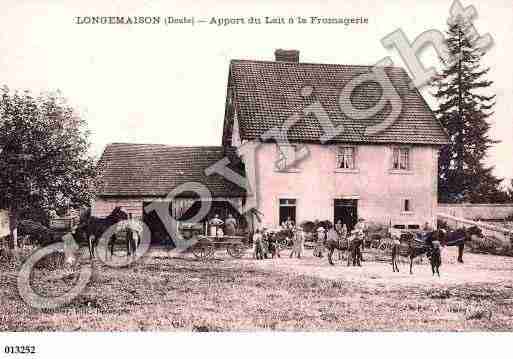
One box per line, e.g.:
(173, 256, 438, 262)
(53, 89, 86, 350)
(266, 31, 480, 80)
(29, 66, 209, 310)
(93, 143, 247, 244)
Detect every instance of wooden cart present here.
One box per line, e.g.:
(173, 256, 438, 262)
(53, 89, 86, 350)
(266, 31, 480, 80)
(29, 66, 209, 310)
(191, 235, 248, 260)
(49, 217, 78, 232)
(49, 217, 79, 242)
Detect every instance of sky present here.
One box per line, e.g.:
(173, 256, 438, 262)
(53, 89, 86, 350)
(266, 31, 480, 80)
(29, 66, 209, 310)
(0, 0, 511, 185)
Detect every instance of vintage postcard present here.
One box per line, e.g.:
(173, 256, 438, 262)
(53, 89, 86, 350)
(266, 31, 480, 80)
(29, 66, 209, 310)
(0, 0, 512, 356)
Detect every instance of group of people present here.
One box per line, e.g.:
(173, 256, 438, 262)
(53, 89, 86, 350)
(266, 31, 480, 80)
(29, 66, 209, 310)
(252, 217, 368, 262)
(252, 224, 306, 260)
(313, 218, 367, 261)
(208, 213, 238, 237)
(251, 228, 283, 259)
(251, 216, 303, 260)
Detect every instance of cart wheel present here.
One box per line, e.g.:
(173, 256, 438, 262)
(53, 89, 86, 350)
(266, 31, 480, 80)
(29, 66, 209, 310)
(277, 239, 288, 248)
(192, 242, 214, 260)
(227, 244, 245, 258)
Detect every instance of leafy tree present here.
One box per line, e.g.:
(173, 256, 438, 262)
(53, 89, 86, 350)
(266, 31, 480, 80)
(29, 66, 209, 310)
(0, 87, 96, 249)
(432, 14, 502, 203)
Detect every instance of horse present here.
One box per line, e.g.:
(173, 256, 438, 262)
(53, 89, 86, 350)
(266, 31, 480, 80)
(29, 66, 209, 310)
(438, 225, 483, 263)
(265, 231, 281, 259)
(273, 228, 294, 249)
(346, 235, 364, 267)
(75, 207, 129, 260)
(254, 230, 280, 259)
(326, 235, 348, 265)
(259, 228, 293, 259)
(414, 225, 482, 263)
(391, 232, 432, 274)
(326, 234, 363, 266)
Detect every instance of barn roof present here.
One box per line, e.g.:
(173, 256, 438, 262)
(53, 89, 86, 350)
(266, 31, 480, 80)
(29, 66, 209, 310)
(224, 59, 449, 145)
(97, 143, 245, 197)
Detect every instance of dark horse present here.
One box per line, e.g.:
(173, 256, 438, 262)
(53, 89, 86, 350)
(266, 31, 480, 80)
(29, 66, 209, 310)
(326, 235, 363, 266)
(438, 225, 483, 263)
(75, 207, 129, 260)
(391, 225, 482, 274)
(391, 232, 433, 274)
(319, 219, 364, 267)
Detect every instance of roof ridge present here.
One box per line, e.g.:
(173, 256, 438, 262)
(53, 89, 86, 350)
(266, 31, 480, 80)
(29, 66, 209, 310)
(106, 143, 225, 149)
(230, 58, 407, 71)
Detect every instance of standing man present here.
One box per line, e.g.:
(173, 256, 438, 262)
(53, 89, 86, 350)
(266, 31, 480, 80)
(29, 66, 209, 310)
(335, 220, 347, 260)
(209, 214, 224, 237)
(335, 220, 343, 235)
(290, 227, 305, 259)
(252, 229, 264, 260)
(354, 218, 367, 262)
(326, 225, 338, 244)
(225, 213, 237, 236)
(313, 227, 326, 258)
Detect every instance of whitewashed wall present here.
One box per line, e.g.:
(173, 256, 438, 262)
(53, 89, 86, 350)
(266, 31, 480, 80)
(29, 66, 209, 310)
(242, 142, 439, 228)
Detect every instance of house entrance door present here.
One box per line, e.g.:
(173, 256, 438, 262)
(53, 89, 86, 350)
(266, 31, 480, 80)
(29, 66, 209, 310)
(334, 199, 358, 232)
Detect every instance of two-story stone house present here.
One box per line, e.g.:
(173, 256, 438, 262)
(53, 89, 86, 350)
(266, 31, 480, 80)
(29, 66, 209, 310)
(221, 49, 449, 230)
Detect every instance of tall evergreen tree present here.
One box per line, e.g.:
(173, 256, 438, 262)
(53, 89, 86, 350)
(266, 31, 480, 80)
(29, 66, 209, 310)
(432, 14, 501, 203)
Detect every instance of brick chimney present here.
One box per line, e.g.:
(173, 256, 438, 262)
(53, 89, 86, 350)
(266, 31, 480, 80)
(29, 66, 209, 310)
(274, 49, 300, 62)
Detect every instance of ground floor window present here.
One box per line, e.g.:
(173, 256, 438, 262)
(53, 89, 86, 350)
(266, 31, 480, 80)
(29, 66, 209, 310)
(279, 198, 296, 226)
(402, 198, 412, 213)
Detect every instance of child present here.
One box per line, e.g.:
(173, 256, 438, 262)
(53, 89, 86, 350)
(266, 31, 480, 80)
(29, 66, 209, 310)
(313, 227, 326, 258)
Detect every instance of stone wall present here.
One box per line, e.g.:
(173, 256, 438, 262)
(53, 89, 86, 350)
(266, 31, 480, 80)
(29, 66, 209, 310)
(438, 204, 513, 220)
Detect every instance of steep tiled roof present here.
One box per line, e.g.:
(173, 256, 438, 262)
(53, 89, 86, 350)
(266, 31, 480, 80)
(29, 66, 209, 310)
(227, 59, 449, 145)
(97, 144, 245, 197)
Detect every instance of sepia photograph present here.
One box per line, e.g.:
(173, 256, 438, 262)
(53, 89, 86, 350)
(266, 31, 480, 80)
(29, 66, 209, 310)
(0, 0, 512, 357)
